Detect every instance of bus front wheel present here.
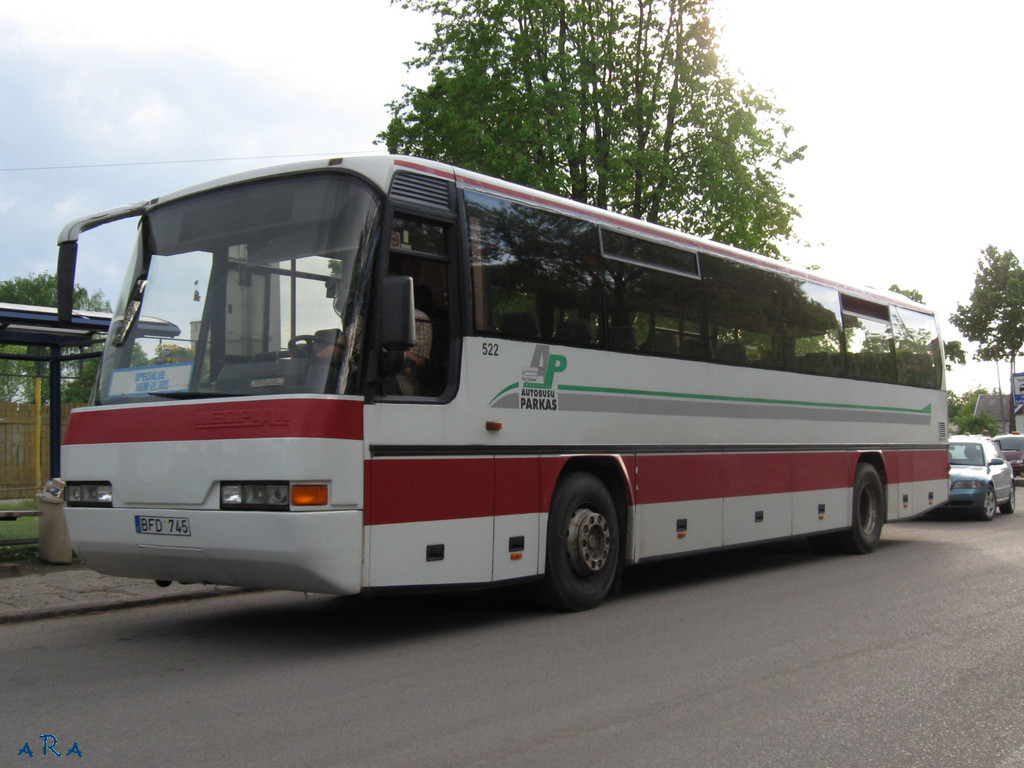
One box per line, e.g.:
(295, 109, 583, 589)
(540, 472, 620, 611)
(837, 464, 885, 554)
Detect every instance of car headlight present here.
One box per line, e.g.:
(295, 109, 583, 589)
(951, 479, 983, 490)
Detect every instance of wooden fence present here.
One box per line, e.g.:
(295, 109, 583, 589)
(0, 401, 82, 500)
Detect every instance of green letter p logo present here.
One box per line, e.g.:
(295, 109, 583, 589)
(542, 354, 567, 388)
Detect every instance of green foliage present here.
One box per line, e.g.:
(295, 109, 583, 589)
(0, 272, 108, 312)
(382, 0, 804, 257)
(151, 343, 195, 365)
(950, 246, 1024, 365)
(0, 272, 110, 405)
(943, 339, 966, 369)
(948, 387, 999, 435)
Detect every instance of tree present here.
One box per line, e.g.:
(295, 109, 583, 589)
(0, 272, 108, 312)
(381, 0, 804, 257)
(0, 272, 110, 404)
(948, 388, 998, 436)
(950, 246, 1024, 372)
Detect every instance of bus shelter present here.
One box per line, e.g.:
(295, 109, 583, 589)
(0, 302, 110, 481)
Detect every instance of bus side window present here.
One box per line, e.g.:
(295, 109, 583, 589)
(466, 189, 601, 347)
(892, 306, 942, 388)
(781, 280, 843, 377)
(841, 295, 895, 384)
(600, 231, 703, 359)
(703, 255, 780, 369)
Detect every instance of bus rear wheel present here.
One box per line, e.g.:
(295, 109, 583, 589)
(540, 472, 620, 611)
(837, 464, 885, 554)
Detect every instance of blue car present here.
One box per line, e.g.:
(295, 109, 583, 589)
(946, 436, 1016, 521)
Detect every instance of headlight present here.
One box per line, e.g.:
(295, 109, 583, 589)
(220, 482, 290, 510)
(951, 479, 982, 490)
(66, 482, 113, 507)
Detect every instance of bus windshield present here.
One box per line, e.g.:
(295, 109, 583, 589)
(95, 173, 383, 403)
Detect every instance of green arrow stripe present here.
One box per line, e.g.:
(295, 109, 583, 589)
(556, 383, 931, 416)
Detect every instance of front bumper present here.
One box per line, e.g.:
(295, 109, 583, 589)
(946, 487, 987, 512)
(64, 507, 364, 594)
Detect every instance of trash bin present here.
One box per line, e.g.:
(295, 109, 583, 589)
(36, 478, 73, 565)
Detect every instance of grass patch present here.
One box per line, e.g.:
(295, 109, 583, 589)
(0, 514, 40, 562)
(1, 515, 39, 540)
(0, 499, 38, 512)
(0, 543, 38, 562)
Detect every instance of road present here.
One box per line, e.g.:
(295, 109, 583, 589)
(5, 498, 1024, 768)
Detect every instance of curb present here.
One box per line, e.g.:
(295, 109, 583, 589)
(0, 566, 253, 624)
(0, 587, 251, 624)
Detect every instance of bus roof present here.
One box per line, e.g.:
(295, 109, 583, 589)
(68, 154, 935, 317)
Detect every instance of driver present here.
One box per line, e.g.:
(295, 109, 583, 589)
(313, 329, 346, 361)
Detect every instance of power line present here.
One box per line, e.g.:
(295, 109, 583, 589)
(0, 152, 348, 173)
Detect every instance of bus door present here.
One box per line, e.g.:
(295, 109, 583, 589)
(365, 212, 502, 588)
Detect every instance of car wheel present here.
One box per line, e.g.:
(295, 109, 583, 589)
(539, 472, 620, 611)
(978, 487, 997, 521)
(1000, 485, 1016, 515)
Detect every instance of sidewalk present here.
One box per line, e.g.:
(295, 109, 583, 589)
(0, 560, 247, 623)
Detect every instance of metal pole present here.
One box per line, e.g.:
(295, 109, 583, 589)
(49, 344, 62, 479)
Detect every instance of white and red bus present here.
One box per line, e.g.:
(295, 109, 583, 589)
(56, 156, 949, 610)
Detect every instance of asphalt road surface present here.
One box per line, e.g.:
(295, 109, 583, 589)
(5, 498, 1024, 768)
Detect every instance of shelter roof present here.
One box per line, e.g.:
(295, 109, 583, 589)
(0, 302, 110, 348)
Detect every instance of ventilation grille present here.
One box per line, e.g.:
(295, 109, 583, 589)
(939, 421, 948, 441)
(389, 171, 452, 209)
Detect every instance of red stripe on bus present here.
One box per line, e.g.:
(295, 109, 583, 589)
(63, 398, 364, 444)
(888, 447, 950, 485)
(367, 456, 495, 526)
(637, 450, 947, 505)
(638, 452, 852, 504)
(367, 448, 948, 525)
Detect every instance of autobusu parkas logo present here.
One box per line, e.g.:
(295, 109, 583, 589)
(520, 345, 566, 411)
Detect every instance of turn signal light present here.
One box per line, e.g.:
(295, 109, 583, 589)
(291, 485, 328, 506)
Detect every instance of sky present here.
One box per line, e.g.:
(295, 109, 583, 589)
(1, 0, 1021, 395)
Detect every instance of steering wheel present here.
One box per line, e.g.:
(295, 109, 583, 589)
(288, 335, 316, 357)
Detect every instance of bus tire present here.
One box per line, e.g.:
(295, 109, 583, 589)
(540, 472, 620, 611)
(837, 464, 885, 554)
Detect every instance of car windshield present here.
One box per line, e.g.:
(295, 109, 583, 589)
(94, 173, 383, 403)
(949, 442, 986, 467)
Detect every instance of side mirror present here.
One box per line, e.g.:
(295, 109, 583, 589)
(380, 275, 415, 351)
(57, 242, 79, 324)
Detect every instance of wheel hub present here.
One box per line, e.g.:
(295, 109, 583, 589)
(566, 507, 610, 576)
